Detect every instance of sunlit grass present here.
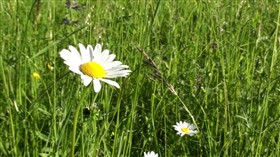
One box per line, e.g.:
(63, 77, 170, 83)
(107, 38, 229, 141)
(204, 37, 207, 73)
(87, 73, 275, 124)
(0, 0, 280, 156)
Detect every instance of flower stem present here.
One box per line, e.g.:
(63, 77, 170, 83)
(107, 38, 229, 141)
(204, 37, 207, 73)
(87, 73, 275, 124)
(71, 87, 90, 157)
(177, 96, 199, 131)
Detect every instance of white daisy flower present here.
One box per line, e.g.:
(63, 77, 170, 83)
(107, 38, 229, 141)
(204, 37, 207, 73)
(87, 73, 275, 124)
(173, 121, 198, 136)
(144, 151, 158, 157)
(60, 43, 131, 92)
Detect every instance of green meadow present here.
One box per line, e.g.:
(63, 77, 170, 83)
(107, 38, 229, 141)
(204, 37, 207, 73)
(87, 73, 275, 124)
(1, 0, 280, 156)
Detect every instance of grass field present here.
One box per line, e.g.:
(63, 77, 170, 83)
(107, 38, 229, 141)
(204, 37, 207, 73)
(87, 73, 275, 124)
(0, 0, 280, 156)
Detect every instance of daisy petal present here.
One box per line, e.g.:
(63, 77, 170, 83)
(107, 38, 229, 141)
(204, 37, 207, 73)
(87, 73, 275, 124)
(105, 70, 131, 78)
(99, 49, 110, 65)
(93, 79, 102, 92)
(93, 44, 102, 58)
(81, 75, 92, 86)
(106, 65, 129, 72)
(60, 49, 82, 66)
(79, 43, 90, 62)
(87, 44, 94, 59)
(69, 66, 82, 75)
(103, 54, 116, 65)
(59, 49, 72, 62)
(100, 79, 120, 88)
(104, 61, 122, 70)
(69, 45, 82, 61)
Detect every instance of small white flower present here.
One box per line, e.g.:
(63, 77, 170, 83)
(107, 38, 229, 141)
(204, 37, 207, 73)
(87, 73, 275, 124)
(144, 151, 158, 157)
(173, 121, 198, 136)
(60, 43, 131, 92)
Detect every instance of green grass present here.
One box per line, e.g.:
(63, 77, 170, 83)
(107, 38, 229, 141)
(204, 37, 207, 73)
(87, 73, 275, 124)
(1, 0, 280, 156)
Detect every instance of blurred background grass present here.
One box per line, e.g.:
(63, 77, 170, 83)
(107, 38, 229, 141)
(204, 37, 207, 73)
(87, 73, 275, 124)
(0, 0, 280, 156)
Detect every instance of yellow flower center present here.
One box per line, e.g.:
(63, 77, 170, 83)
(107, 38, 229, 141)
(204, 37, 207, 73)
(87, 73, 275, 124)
(80, 62, 106, 78)
(181, 127, 190, 134)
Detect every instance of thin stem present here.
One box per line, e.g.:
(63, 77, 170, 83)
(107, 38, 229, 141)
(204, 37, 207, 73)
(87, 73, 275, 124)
(177, 96, 199, 131)
(71, 87, 90, 157)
